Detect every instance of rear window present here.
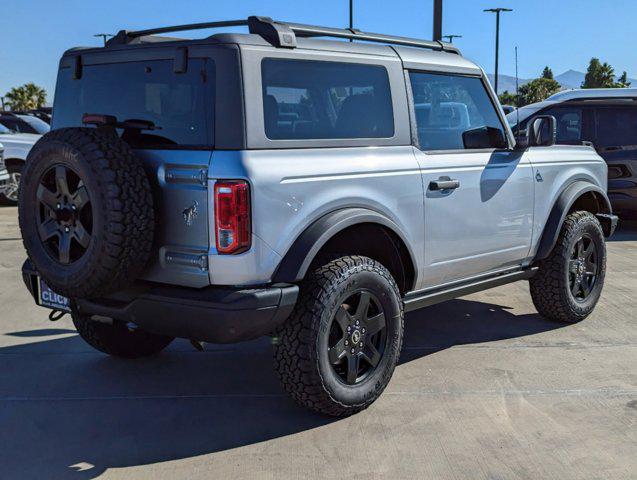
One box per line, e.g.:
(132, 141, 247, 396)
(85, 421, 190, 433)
(261, 58, 394, 140)
(595, 106, 637, 148)
(53, 59, 214, 148)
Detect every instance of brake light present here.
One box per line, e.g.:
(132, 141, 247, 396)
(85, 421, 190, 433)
(214, 180, 251, 254)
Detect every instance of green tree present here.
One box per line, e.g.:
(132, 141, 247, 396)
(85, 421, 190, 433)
(616, 71, 631, 88)
(581, 58, 617, 88)
(542, 66, 554, 80)
(3, 83, 47, 111)
(498, 90, 519, 106)
(518, 77, 561, 105)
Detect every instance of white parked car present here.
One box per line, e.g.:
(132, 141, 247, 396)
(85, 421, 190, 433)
(0, 143, 9, 193)
(0, 123, 40, 205)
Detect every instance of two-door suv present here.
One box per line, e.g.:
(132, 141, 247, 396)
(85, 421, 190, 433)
(19, 17, 617, 416)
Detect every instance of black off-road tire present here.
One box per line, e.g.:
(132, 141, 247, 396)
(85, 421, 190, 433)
(18, 128, 154, 298)
(530, 211, 606, 323)
(273, 255, 404, 417)
(72, 312, 174, 358)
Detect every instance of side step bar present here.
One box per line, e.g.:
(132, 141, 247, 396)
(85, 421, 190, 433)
(403, 268, 537, 313)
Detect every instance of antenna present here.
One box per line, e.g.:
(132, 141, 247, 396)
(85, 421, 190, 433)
(515, 45, 521, 144)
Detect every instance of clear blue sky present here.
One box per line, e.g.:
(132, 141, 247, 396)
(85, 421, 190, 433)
(1, 0, 635, 103)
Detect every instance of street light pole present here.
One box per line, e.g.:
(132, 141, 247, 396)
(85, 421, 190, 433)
(433, 0, 443, 41)
(483, 8, 512, 95)
(442, 34, 462, 43)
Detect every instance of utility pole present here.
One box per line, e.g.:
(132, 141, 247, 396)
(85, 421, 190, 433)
(483, 7, 512, 95)
(442, 34, 462, 43)
(433, 0, 443, 41)
(93, 33, 114, 46)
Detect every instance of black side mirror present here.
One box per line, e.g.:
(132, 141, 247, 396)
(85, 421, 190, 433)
(528, 115, 556, 147)
(462, 126, 508, 149)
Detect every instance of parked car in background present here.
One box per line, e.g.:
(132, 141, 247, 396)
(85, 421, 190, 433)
(0, 143, 9, 195)
(27, 107, 52, 124)
(508, 88, 637, 218)
(0, 112, 51, 135)
(0, 122, 39, 204)
(501, 105, 516, 115)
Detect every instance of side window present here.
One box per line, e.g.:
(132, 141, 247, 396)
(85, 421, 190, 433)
(261, 58, 394, 140)
(595, 106, 637, 148)
(538, 106, 588, 145)
(409, 72, 506, 151)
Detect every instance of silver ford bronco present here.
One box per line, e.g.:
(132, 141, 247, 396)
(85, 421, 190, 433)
(19, 17, 618, 416)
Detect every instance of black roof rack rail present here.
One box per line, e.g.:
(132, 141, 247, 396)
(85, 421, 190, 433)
(107, 16, 460, 54)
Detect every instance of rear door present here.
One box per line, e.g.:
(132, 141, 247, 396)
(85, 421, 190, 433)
(409, 71, 535, 287)
(53, 52, 217, 287)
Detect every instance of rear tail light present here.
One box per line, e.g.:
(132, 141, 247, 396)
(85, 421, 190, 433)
(214, 180, 251, 254)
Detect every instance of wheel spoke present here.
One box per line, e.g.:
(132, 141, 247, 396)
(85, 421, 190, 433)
(58, 233, 71, 264)
(361, 343, 381, 368)
(346, 354, 360, 384)
(335, 306, 353, 332)
(36, 184, 59, 210)
(355, 291, 371, 320)
(73, 222, 91, 249)
(568, 260, 579, 274)
(365, 312, 386, 336)
(72, 186, 90, 209)
(576, 239, 585, 258)
(38, 218, 58, 242)
(328, 339, 346, 365)
(581, 279, 592, 297)
(583, 241, 594, 260)
(571, 277, 581, 297)
(55, 166, 70, 196)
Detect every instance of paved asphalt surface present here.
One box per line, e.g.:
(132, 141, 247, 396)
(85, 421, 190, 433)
(0, 206, 635, 479)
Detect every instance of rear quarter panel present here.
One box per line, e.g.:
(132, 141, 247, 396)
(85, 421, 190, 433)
(208, 147, 425, 286)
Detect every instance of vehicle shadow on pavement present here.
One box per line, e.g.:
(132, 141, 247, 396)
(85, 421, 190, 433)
(0, 298, 563, 479)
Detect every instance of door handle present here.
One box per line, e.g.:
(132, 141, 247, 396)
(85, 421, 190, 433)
(429, 179, 460, 191)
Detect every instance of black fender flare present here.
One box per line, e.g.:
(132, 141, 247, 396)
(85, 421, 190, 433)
(272, 208, 417, 284)
(534, 181, 612, 261)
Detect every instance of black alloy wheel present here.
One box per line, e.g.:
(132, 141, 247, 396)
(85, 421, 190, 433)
(327, 290, 388, 385)
(36, 164, 92, 265)
(568, 233, 599, 302)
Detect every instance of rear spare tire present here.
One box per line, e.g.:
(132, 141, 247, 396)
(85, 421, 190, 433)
(18, 128, 154, 298)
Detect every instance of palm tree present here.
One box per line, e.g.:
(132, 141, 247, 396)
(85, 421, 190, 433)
(4, 83, 47, 111)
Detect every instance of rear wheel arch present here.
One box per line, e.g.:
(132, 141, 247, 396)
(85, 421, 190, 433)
(272, 208, 417, 293)
(535, 181, 612, 261)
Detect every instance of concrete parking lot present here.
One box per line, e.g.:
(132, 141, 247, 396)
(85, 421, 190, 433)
(0, 205, 635, 480)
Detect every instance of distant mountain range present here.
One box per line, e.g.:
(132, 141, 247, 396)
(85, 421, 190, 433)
(487, 70, 637, 95)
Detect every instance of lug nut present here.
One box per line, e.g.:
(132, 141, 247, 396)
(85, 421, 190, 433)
(344, 340, 349, 346)
(359, 342, 363, 347)
(71, 205, 76, 210)
(355, 320, 360, 326)
(350, 348, 355, 354)
(347, 326, 351, 332)
(362, 328, 366, 334)
(56, 203, 61, 209)
(64, 226, 70, 233)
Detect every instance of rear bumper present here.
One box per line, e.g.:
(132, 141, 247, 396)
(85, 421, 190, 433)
(22, 260, 298, 344)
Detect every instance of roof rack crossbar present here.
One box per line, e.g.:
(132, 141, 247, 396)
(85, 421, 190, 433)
(107, 16, 460, 54)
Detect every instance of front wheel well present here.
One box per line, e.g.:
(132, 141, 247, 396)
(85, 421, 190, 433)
(569, 190, 611, 215)
(312, 223, 415, 294)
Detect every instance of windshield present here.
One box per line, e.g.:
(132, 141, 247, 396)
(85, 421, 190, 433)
(17, 115, 50, 134)
(506, 104, 546, 127)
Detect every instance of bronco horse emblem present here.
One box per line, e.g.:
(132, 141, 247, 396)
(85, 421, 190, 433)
(182, 200, 199, 227)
